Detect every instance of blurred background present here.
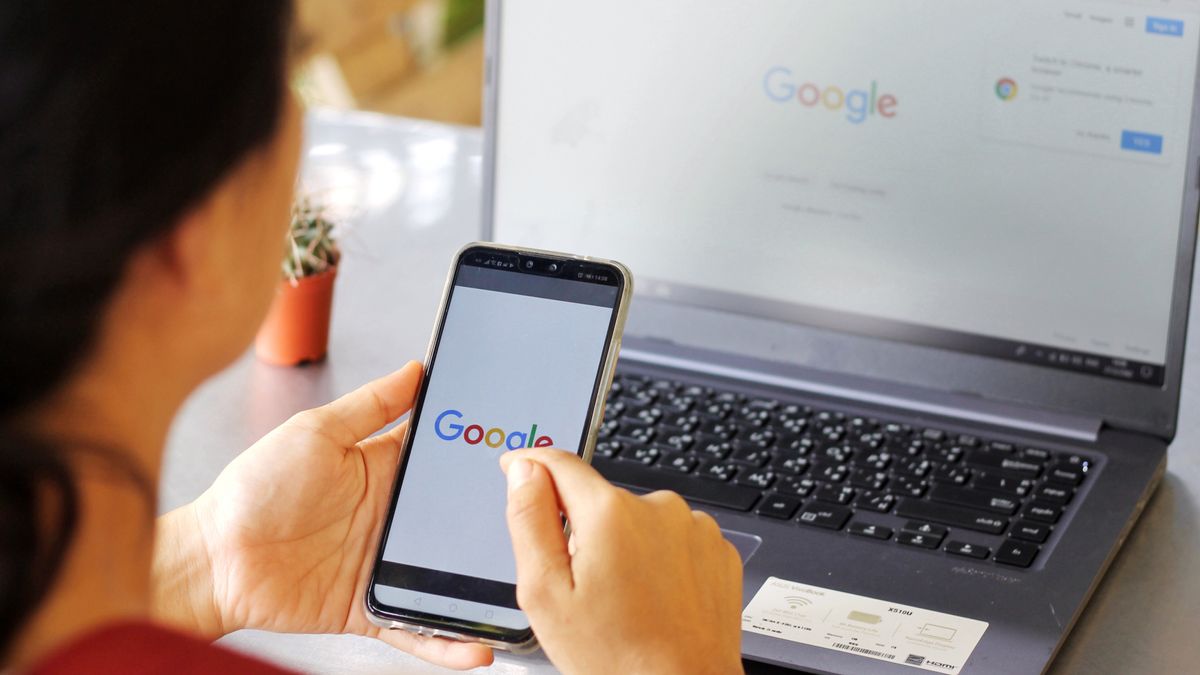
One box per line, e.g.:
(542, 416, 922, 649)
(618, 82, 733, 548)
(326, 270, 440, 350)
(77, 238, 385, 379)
(294, 0, 486, 126)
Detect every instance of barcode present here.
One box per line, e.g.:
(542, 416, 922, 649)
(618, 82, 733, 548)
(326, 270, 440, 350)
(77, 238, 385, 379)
(831, 643, 896, 660)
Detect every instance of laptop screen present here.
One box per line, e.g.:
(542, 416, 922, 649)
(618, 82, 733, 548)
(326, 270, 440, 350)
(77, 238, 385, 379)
(490, 0, 1200, 388)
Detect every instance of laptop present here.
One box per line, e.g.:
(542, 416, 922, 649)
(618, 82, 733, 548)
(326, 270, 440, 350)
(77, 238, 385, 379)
(480, 1, 1199, 672)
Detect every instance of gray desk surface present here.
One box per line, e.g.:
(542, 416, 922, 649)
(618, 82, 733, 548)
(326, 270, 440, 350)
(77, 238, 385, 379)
(161, 110, 1200, 674)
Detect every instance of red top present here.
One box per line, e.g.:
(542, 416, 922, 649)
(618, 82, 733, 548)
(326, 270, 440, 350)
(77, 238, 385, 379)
(28, 621, 294, 675)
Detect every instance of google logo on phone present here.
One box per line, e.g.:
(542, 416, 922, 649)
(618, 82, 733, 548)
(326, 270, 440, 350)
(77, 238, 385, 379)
(434, 409, 554, 450)
(995, 77, 1018, 101)
(763, 67, 898, 124)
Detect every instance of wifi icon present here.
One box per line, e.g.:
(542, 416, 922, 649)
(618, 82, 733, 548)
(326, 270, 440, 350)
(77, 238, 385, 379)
(784, 596, 813, 609)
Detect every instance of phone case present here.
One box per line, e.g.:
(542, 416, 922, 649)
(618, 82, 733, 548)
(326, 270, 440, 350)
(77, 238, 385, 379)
(364, 241, 634, 653)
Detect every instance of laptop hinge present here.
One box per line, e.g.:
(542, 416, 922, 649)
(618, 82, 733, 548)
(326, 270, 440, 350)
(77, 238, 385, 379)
(620, 346, 1102, 444)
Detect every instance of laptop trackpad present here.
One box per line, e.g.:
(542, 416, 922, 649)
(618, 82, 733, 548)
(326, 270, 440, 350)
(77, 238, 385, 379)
(722, 530, 763, 564)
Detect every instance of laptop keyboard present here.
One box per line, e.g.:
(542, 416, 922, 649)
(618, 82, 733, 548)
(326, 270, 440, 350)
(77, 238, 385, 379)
(593, 370, 1094, 569)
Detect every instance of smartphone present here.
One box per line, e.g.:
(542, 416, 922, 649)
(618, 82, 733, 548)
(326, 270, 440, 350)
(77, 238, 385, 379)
(365, 243, 632, 651)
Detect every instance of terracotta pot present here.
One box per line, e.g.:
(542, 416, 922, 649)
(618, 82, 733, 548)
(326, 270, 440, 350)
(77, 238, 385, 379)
(254, 268, 337, 366)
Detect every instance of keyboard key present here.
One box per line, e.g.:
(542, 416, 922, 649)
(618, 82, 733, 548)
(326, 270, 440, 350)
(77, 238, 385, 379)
(617, 446, 660, 465)
(930, 446, 964, 464)
(755, 494, 802, 520)
(1023, 502, 1062, 524)
(994, 540, 1039, 568)
(847, 521, 893, 540)
(665, 414, 701, 432)
(730, 446, 772, 467)
(746, 397, 780, 411)
(902, 521, 949, 539)
(1010, 520, 1052, 543)
(699, 419, 740, 439)
(965, 449, 1042, 477)
(849, 468, 888, 491)
(1021, 447, 1052, 462)
(819, 445, 854, 464)
(700, 402, 733, 419)
(1057, 453, 1089, 467)
(771, 454, 810, 475)
(922, 428, 946, 442)
(945, 540, 990, 559)
(649, 378, 678, 392)
(598, 419, 619, 439)
(973, 472, 1034, 496)
(594, 458, 760, 511)
(659, 432, 695, 451)
(797, 504, 852, 530)
(853, 451, 892, 471)
(627, 389, 658, 405)
(854, 491, 897, 513)
(929, 484, 1020, 515)
(1047, 465, 1086, 486)
(897, 531, 942, 549)
(595, 440, 623, 459)
(816, 463, 849, 483)
(635, 407, 664, 425)
(894, 499, 1009, 535)
(696, 441, 732, 460)
(778, 476, 818, 497)
(891, 476, 928, 498)
(895, 458, 933, 477)
(781, 436, 818, 454)
(931, 464, 971, 485)
(739, 408, 772, 427)
(814, 484, 856, 505)
(956, 434, 980, 447)
(620, 425, 656, 444)
(660, 452, 698, 474)
(1035, 484, 1073, 505)
(736, 469, 776, 490)
(700, 461, 738, 482)
(989, 441, 1016, 453)
(745, 429, 777, 448)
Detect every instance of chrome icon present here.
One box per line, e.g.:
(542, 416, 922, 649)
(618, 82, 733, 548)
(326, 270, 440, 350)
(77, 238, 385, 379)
(995, 77, 1018, 101)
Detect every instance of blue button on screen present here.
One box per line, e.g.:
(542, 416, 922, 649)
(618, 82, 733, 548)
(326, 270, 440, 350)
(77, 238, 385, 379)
(1121, 130, 1164, 155)
(1146, 16, 1184, 37)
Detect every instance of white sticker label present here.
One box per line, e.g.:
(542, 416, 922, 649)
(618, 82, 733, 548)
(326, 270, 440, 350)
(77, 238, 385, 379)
(742, 577, 988, 674)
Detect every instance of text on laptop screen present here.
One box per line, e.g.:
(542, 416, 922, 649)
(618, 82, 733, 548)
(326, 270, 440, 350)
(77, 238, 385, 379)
(491, 0, 1200, 386)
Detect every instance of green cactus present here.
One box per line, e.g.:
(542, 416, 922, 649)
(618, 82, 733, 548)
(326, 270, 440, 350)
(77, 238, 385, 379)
(283, 197, 341, 283)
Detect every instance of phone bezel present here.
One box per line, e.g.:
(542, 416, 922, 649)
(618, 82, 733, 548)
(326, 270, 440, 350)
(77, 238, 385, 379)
(365, 242, 632, 650)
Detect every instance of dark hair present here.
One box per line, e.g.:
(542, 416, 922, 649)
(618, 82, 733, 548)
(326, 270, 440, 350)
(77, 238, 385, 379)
(0, 0, 295, 655)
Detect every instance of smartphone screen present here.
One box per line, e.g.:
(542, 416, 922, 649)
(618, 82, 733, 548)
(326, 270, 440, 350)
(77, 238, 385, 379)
(368, 245, 629, 644)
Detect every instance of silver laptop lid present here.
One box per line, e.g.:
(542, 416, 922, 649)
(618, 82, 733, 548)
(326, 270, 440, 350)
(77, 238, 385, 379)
(482, 0, 1200, 440)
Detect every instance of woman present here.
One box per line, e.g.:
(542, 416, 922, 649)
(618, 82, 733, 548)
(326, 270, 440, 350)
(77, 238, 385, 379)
(0, 2, 744, 674)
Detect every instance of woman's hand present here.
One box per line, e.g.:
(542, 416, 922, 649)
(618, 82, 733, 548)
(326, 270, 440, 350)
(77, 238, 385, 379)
(152, 361, 493, 670)
(501, 448, 745, 675)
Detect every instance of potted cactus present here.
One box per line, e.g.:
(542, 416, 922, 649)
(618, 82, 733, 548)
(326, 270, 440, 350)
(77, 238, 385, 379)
(254, 197, 342, 366)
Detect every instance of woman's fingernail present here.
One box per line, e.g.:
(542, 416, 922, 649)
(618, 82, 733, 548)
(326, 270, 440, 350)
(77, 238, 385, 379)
(507, 458, 533, 490)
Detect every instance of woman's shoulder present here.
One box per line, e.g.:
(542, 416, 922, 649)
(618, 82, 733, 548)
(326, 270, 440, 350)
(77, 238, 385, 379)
(28, 621, 294, 675)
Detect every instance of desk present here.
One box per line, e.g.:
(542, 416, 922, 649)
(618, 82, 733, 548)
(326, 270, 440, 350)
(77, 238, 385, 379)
(160, 110, 1200, 674)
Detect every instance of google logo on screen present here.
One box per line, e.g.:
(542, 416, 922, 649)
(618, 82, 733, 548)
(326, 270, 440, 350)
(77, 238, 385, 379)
(763, 67, 898, 124)
(995, 77, 1018, 101)
(434, 409, 554, 450)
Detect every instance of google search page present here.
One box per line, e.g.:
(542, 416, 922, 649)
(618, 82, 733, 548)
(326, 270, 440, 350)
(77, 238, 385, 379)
(381, 281, 613, 584)
(494, 0, 1200, 376)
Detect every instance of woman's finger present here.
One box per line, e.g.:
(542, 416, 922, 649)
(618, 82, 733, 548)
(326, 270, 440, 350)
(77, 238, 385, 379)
(298, 361, 422, 446)
(371, 626, 495, 670)
(504, 458, 574, 604)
